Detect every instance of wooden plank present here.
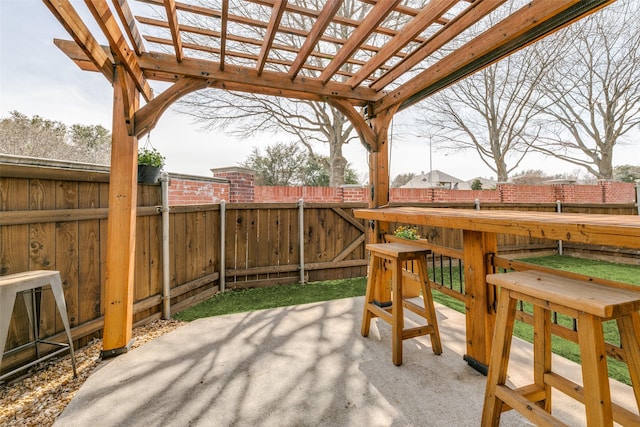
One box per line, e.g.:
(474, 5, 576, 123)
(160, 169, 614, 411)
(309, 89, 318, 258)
(219, 0, 228, 70)
(138, 52, 376, 105)
(113, 0, 146, 55)
(369, 0, 505, 91)
(135, 211, 151, 302)
(77, 181, 101, 326)
(164, 0, 184, 62)
(43, 0, 115, 82)
(172, 212, 187, 287)
(256, 0, 287, 75)
(149, 211, 162, 297)
(319, 0, 401, 84)
(348, 0, 460, 88)
(85, 0, 153, 102)
(288, 0, 343, 80)
(374, 0, 610, 112)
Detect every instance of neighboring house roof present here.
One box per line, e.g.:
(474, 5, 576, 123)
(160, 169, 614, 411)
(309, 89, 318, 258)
(460, 176, 497, 190)
(401, 171, 497, 190)
(401, 170, 464, 189)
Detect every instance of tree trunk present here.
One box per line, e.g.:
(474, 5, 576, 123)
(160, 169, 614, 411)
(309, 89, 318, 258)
(329, 136, 347, 187)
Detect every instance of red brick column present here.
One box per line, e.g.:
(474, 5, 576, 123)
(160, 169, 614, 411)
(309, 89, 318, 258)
(211, 167, 255, 202)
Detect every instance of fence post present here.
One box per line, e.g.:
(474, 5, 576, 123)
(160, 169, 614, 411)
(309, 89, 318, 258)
(556, 200, 563, 255)
(299, 198, 305, 284)
(160, 172, 171, 319)
(220, 200, 226, 292)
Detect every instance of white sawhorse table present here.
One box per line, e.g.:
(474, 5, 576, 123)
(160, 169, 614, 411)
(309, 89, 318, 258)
(0, 270, 77, 381)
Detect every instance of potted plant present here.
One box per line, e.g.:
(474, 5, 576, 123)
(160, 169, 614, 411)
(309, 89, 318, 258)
(393, 225, 420, 240)
(137, 147, 165, 184)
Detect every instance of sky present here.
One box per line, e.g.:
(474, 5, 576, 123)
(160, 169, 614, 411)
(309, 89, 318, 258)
(1, 1, 637, 184)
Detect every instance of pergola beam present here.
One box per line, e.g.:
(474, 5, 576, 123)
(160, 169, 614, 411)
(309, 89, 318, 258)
(137, 51, 377, 105)
(319, 0, 401, 85)
(373, 0, 614, 114)
(136, 15, 390, 72)
(113, 0, 146, 55)
(143, 35, 376, 82)
(257, 0, 288, 76)
(369, 0, 506, 92)
(250, 0, 435, 42)
(288, 0, 343, 80)
(219, 0, 228, 70)
(163, 0, 184, 62)
(347, 0, 459, 89)
(84, 0, 154, 102)
(43, 0, 114, 83)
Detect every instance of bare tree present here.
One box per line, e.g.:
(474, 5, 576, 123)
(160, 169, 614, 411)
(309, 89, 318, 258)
(0, 111, 111, 164)
(175, 0, 419, 186)
(533, 0, 640, 179)
(415, 42, 556, 182)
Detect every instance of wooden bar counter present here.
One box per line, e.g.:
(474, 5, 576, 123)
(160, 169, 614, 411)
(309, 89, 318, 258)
(354, 207, 640, 373)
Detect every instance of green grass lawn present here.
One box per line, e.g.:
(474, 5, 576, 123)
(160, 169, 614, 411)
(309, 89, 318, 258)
(175, 255, 640, 385)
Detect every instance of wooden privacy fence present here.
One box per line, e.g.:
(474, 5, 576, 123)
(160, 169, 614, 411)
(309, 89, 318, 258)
(0, 164, 369, 376)
(1, 161, 638, 377)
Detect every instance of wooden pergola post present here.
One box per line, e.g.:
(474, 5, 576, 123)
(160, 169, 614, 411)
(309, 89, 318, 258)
(102, 64, 139, 357)
(366, 106, 397, 305)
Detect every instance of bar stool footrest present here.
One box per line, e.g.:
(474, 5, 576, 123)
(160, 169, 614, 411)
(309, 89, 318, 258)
(495, 385, 569, 427)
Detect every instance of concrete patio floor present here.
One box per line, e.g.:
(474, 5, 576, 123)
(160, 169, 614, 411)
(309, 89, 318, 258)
(54, 297, 637, 426)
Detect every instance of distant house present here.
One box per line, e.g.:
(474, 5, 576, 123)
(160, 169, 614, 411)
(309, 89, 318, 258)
(459, 176, 497, 190)
(401, 170, 464, 189)
(401, 170, 497, 190)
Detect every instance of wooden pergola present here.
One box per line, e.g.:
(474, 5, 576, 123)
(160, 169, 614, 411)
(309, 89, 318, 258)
(43, 0, 614, 356)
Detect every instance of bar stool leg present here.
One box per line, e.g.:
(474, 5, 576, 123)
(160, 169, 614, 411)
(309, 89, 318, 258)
(534, 305, 552, 412)
(482, 290, 518, 427)
(361, 254, 379, 337)
(617, 312, 640, 410)
(391, 258, 404, 366)
(577, 312, 613, 427)
(416, 258, 442, 355)
(50, 278, 77, 378)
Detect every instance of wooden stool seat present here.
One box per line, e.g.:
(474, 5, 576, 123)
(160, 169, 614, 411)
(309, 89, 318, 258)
(361, 242, 442, 366)
(482, 270, 640, 427)
(0, 271, 77, 381)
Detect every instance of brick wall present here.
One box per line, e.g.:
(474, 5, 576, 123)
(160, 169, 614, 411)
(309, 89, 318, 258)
(172, 172, 636, 205)
(168, 174, 229, 205)
(210, 167, 255, 203)
(253, 181, 636, 204)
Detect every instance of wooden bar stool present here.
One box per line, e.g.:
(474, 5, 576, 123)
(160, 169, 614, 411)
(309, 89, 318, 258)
(0, 270, 77, 381)
(361, 242, 442, 366)
(482, 270, 640, 427)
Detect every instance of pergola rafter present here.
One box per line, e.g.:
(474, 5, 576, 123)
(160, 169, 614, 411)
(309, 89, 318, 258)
(42, 0, 616, 358)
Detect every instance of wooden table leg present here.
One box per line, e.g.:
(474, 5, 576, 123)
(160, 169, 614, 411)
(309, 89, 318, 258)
(463, 230, 497, 374)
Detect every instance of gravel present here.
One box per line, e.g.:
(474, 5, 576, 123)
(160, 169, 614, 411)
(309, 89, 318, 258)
(0, 319, 187, 426)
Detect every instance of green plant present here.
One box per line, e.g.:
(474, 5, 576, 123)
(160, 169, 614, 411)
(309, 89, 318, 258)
(138, 147, 165, 168)
(394, 225, 420, 240)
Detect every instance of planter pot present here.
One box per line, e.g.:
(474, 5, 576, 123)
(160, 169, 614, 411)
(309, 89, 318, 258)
(137, 164, 161, 184)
